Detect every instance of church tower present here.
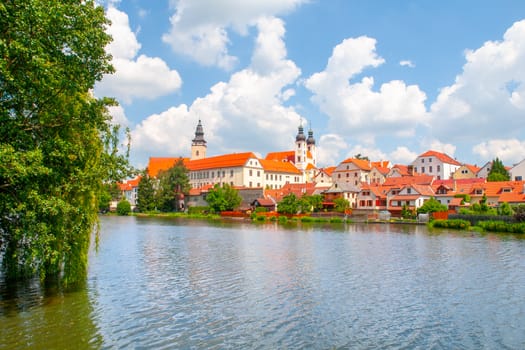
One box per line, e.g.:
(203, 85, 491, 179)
(306, 128, 317, 166)
(295, 124, 307, 170)
(191, 119, 207, 160)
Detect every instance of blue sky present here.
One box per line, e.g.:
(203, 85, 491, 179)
(95, 0, 525, 169)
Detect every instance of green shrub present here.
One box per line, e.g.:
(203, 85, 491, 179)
(330, 217, 343, 223)
(278, 216, 288, 224)
(188, 206, 209, 215)
(254, 206, 268, 213)
(254, 215, 266, 222)
(300, 216, 314, 223)
(432, 219, 470, 230)
(116, 200, 132, 216)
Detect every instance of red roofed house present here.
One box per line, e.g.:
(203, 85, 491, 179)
(452, 164, 481, 180)
(411, 150, 461, 180)
(332, 158, 372, 187)
(116, 176, 141, 210)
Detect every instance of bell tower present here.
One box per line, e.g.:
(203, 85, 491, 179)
(191, 119, 207, 160)
(295, 124, 306, 170)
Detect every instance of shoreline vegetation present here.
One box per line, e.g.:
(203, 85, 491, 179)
(108, 211, 525, 236)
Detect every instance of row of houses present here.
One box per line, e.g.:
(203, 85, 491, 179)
(118, 120, 525, 214)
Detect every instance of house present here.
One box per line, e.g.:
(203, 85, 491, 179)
(453, 164, 481, 179)
(324, 182, 361, 208)
(509, 159, 525, 181)
(259, 158, 304, 189)
(313, 166, 335, 187)
(411, 150, 461, 180)
(469, 181, 525, 207)
(476, 161, 492, 179)
(432, 178, 485, 208)
(369, 161, 391, 184)
(388, 183, 435, 214)
(116, 176, 141, 210)
(357, 183, 387, 210)
(332, 158, 372, 187)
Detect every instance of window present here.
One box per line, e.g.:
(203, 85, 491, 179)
(249, 181, 252, 187)
(279, 175, 282, 181)
(230, 170, 234, 177)
(437, 165, 441, 172)
(257, 171, 260, 177)
(429, 158, 432, 162)
(298, 156, 301, 162)
(222, 171, 225, 177)
(422, 159, 425, 163)
(346, 173, 349, 178)
(249, 170, 252, 176)
(407, 188, 411, 194)
(429, 166, 433, 173)
(338, 174, 341, 178)
(212, 172, 214, 178)
(421, 167, 425, 173)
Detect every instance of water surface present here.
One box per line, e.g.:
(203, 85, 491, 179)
(1, 216, 524, 349)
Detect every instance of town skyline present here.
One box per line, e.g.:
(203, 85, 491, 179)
(94, 1, 525, 169)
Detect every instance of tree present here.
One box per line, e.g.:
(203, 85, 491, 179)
(137, 171, 156, 212)
(0, 1, 129, 285)
(155, 158, 191, 212)
(116, 200, 131, 216)
(206, 183, 242, 212)
(487, 158, 510, 182)
(277, 193, 299, 215)
(303, 194, 323, 212)
(334, 197, 350, 213)
(417, 197, 448, 214)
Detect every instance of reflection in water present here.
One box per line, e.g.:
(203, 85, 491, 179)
(0, 278, 102, 349)
(1, 216, 525, 349)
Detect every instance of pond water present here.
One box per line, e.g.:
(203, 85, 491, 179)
(1, 216, 525, 349)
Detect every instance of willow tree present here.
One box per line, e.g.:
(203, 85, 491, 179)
(0, 1, 126, 285)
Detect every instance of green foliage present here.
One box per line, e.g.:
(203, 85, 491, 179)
(514, 204, 525, 222)
(0, 1, 131, 285)
(333, 197, 350, 213)
(417, 197, 448, 214)
(155, 158, 191, 212)
(137, 171, 156, 212)
(497, 202, 514, 216)
(432, 219, 471, 230)
(478, 220, 525, 234)
(454, 193, 471, 204)
(303, 194, 323, 212)
(487, 158, 510, 182)
(277, 194, 299, 215)
(187, 206, 209, 215)
(401, 204, 415, 219)
(116, 200, 131, 216)
(254, 206, 268, 213)
(205, 183, 242, 212)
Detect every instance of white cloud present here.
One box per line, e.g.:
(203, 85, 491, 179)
(317, 134, 348, 166)
(420, 139, 457, 159)
(430, 19, 525, 142)
(400, 60, 415, 68)
(388, 146, 418, 164)
(473, 139, 525, 164)
(132, 16, 303, 164)
(95, 7, 182, 103)
(107, 105, 130, 127)
(305, 36, 429, 138)
(162, 0, 307, 69)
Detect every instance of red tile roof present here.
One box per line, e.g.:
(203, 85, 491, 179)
(187, 152, 258, 171)
(340, 158, 372, 170)
(418, 150, 461, 166)
(260, 159, 301, 174)
(265, 151, 295, 162)
(147, 157, 189, 178)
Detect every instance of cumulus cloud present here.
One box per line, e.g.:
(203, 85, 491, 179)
(95, 7, 182, 103)
(400, 60, 415, 68)
(473, 139, 525, 164)
(132, 16, 303, 163)
(316, 134, 348, 166)
(388, 146, 418, 164)
(305, 36, 429, 137)
(429, 19, 525, 152)
(162, 0, 307, 69)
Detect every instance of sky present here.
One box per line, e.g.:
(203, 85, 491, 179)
(94, 0, 525, 170)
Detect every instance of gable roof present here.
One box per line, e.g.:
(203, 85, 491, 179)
(187, 152, 258, 171)
(417, 150, 461, 166)
(147, 157, 189, 178)
(339, 158, 372, 171)
(259, 159, 301, 174)
(265, 151, 295, 162)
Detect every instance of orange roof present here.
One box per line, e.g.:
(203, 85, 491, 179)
(383, 175, 434, 187)
(305, 163, 317, 171)
(265, 151, 295, 162)
(322, 166, 336, 176)
(371, 161, 390, 168)
(147, 157, 189, 178)
(118, 176, 142, 191)
(340, 158, 372, 170)
(187, 152, 257, 171)
(259, 159, 301, 174)
(470, 181, 525, 197)
(464, 164, 481, 173)
(418, 150, 461, 166)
